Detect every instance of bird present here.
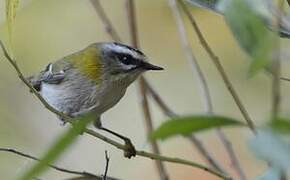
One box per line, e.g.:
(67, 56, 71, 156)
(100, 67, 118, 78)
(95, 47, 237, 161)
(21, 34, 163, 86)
(27, 42, 163, 158)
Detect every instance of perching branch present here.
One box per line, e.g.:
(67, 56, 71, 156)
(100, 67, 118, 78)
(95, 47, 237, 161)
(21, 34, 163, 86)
(169, 1, 246, 179)
(125, 1, 169, 180)
(0, 148, 101, 179)
(90, 0, 229, 177)
(0, 41, 230, 180)
(178, 0, 256, 133)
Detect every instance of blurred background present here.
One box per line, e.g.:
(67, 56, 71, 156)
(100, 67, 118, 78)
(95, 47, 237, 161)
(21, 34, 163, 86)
(1, 0, 290, 179)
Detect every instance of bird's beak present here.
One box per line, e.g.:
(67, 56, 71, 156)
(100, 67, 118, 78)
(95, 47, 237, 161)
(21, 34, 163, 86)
(141, 62, 164, 71)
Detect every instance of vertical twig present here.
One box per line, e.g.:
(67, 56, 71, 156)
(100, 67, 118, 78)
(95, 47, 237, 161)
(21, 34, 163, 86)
(102, 151, 110, 180)
(125, 1, 169, 180)
(169, 0, 226, 174)
(90, 0, 121, 42)
(169, 1, 246, 179)
(90, 0, 228, 177)
(178, 0, 256, 134)
(169, 0, 212, 114)
(144, 79, 227, 174)
(215, 130, 246, 180)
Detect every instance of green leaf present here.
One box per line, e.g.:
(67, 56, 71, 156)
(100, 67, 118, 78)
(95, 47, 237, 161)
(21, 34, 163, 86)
(150, 115, 243, 140)
(219, 0, 275, 76)
(188, 0, 290, 39)
(269, 118, 290, 134)
(5, 0, 19, 48)
(249, 130, 290, 172)
(18, 112, 96, 180)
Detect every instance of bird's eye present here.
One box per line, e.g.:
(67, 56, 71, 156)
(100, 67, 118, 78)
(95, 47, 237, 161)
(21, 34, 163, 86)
(121, 55, 131, 65)
(115, 52, 138, 66)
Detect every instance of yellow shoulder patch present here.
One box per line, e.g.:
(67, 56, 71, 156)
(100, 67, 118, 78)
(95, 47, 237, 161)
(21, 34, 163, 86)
(67, 45, 102, 83)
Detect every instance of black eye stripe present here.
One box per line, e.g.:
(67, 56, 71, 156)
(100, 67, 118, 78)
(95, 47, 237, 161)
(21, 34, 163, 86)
(116, 53, 138, 65)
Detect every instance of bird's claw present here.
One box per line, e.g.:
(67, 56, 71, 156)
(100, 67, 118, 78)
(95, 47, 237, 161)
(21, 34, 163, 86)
(123, 138, 136, 159)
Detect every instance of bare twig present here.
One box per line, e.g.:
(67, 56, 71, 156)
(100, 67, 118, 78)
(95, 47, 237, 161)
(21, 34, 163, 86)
(125, 1, 169, 180)
(0, 148, 100, 178)
(102, 151, 110, 180)
(170, 0, 244, 176)
(0, 41, 230, 180)
(215, 130, 246, 180)
(280, 77, 290, 81)
(90, 0, 229, 176)
(90, 0, 121, 42)
(143, 79, 177, 117)
(178, 0, 256, 133)
(169, 1, 246, 179)
(169, 0, 212, 115)
(144, 63, 226, 174)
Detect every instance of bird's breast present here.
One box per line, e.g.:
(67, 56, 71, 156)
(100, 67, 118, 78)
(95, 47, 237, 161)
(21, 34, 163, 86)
(40, 72, 128, 116)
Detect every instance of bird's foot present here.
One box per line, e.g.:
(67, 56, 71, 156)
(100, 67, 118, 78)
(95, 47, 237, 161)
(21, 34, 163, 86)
(123, 138, 136, 159)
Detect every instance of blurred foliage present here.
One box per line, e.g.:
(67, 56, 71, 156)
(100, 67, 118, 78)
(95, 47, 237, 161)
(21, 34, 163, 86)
(151, 115, 243, 140)
(249, 130, 290, 178)
(269, 118, 290, 133)
(257, 166, 282, 180)
(19, 112, 96, 180)
(219, 0, 275, 76)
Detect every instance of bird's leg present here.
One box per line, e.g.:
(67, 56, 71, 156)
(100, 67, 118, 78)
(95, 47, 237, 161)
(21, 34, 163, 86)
(94, 118, 136, 159)
(100, 127, 136, 158)
(63, 106, 98, 135)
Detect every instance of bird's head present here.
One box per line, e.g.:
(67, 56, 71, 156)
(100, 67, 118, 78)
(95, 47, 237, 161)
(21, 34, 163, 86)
(98, 42, 163, 83)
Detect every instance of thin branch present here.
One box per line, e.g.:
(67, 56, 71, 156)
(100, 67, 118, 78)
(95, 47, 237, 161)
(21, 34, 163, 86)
(144, 77, 226, 174)
(280, 77, 290, 81)
(0, 148, 100, 178)
(102, 151, 110, 180)
(140, 77, 170, 180)
(169, 0, 212, 115)
(215, 130, 246, 180)
(125, 1, 169, 180)
(143, 79, 177, 117)
(188, 135, 226, 174)
(84, 128, 230, 179)
(90, 0, 229, 176)
(90, 0, 121, 42)
(0, 41, 230, 180)
(169, 1, 246, 179)
(178, 0, 256, 133)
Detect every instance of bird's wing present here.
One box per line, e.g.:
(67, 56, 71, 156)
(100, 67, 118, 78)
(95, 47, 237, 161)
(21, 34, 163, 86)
(27, 60, 72, 91)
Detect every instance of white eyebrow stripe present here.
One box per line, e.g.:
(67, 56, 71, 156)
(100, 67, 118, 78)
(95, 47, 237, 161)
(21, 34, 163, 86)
(120, 63, 137, 70)
(105, 43, 140, 59)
